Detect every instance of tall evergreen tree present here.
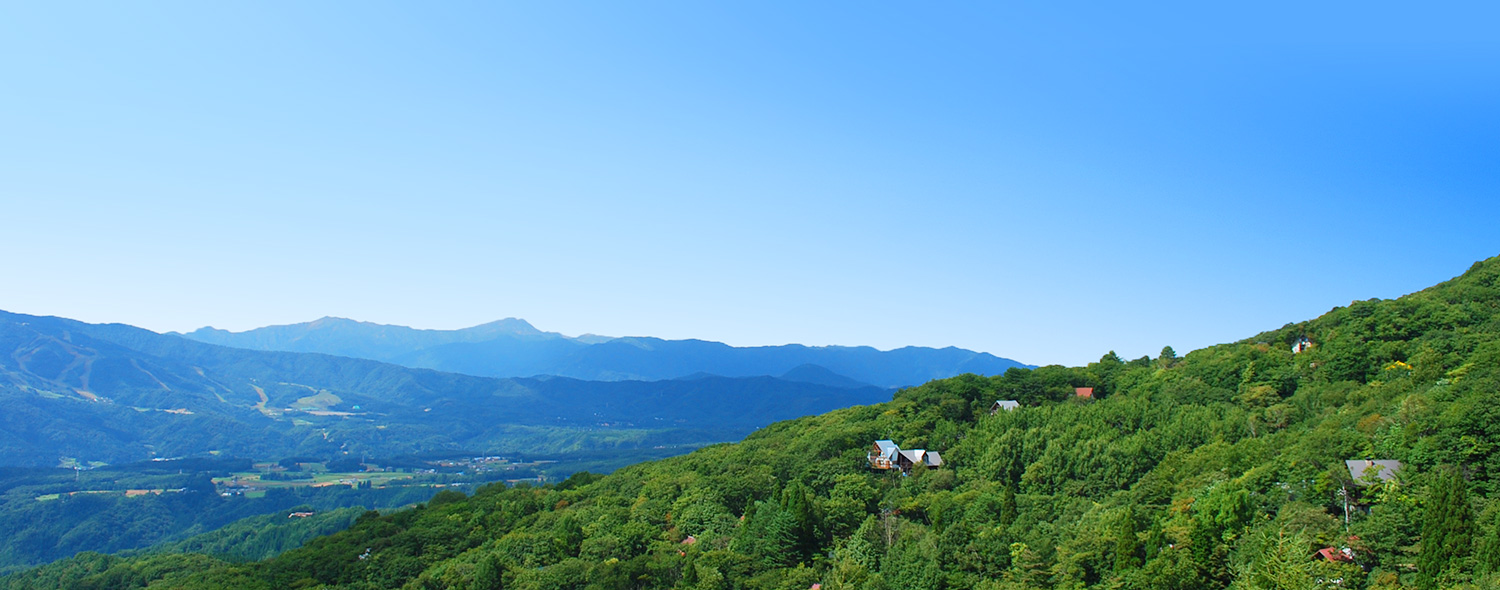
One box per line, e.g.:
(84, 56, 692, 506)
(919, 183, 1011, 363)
(1156, 346, 1177, 370)
(1480, 509, 1500, 576)
(1418, 466, 1474, 589)
(1113, 506, 1142, 573)
(782, 481, 821, 564)
(998, 485, 1017, 528)
(732, 501, 797, 569)
(681, 554, 698, 587)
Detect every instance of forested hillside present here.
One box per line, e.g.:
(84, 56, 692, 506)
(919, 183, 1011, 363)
(123, 507, 366, 563)
(7, 255, 1500, 589)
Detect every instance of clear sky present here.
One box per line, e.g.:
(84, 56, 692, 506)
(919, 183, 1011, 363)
(2, 2, 1497, 367)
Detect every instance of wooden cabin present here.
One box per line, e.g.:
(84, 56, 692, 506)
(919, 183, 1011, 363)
(869, 440, 899, 470)
(1075, 387, 1093, 399)
(869, 440, 942, 473)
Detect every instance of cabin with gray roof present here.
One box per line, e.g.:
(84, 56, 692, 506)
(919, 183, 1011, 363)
(990, 400, 1020, 414)
(869, 440, 942, 473)
(1346, 460, 1402, 485)
(869, 440, 900, 470)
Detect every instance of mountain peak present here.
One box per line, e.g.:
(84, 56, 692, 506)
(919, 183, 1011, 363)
(778, 364, 878, 389)
(462, 318, 542, 336)
(308, 316, 361, 327)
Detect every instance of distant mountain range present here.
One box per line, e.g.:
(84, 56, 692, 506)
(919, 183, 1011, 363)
(0, 310, 893, 468)
(180, 317, 1028, 388)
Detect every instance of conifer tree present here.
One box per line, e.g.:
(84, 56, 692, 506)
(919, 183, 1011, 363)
(1480, 509, 1500, 575)
(1235, 530, 1318, 590)
(1113, 506, 1142, 573)
(732, 501, 797, 569)
(1418, 466, 1473, 589)
(998, 485, 1017, 528)
(1156, 346, 1177, 370)
(782, 481, 821, 564)
(681, 555, 698, 587)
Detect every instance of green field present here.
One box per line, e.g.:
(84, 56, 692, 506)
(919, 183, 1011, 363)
(213, 471, 417, 489)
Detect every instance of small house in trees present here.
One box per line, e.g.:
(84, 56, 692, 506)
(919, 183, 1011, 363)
(1316, 547, 1354, 563)
(1345, 460, 1402, 485)
(869, 440, 942, 473)
(1075, 387, 1094, 399)
(897, 449, 942, 471)
(990, 400, 1020, 414)
(1293, 336, 1313, 354)
(870, 440, 900, 470)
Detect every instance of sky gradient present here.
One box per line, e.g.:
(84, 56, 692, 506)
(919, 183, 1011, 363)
(2, 2, 1498, 366)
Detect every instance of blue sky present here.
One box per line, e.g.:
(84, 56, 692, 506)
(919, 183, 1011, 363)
(2, 2, 1497, 366)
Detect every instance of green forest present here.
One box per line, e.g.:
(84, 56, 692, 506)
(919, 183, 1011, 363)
(6, 255, 1500, 589)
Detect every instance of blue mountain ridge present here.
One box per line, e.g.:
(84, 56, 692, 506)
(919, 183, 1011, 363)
(179, 319, 1030, 388)
(0, 310, 896, 468)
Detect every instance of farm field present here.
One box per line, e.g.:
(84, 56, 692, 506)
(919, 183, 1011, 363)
(211, 456, 560, 498)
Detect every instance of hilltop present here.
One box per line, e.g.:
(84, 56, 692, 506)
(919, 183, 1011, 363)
(12, 255, 1499, 589)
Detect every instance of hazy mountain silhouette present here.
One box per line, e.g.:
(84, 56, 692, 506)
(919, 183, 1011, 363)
(1, 310, 892, 467)
(181, 319, 1028, 388)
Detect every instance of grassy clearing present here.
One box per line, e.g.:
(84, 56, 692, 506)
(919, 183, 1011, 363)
(292, 391, 341, 411)
(214, 471, 423, 490)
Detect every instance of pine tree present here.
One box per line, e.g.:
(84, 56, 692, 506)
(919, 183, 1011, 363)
(681, 555, 698, 587)
(998, 485, 1017, 528)
(1418, 466, 1474, 589)
(1236, 530, 1318, 590)
(1113, 506, 1142, 573)
(782, 481, 821, 564)
(1480, 509, 1500, 575)
(732, 500, 798, 568)
(1157, 346, 1177, 370)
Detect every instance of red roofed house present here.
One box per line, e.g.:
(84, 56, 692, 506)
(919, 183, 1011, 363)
(1316, 547, 1354, 563)
(1075, 387, 1093, 399)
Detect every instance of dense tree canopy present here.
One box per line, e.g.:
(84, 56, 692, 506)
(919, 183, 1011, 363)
(6, 255, 1500, 589)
